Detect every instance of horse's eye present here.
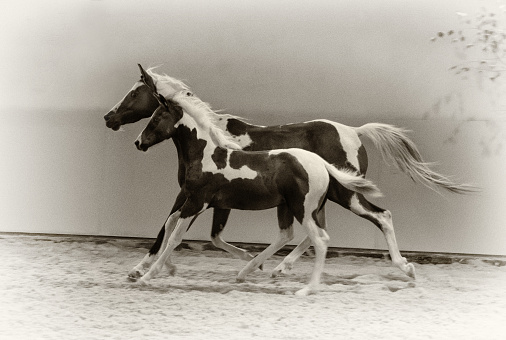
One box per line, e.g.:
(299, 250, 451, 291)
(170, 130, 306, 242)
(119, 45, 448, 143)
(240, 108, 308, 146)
(131, 91, 137, 98)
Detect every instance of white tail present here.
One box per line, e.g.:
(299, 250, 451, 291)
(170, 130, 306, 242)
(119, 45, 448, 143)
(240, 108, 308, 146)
(355, 123, 476, 194)
(324, 163, 383, 197)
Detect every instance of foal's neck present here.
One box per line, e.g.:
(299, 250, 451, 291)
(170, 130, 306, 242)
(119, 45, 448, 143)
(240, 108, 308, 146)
(172, 119, 219, 167)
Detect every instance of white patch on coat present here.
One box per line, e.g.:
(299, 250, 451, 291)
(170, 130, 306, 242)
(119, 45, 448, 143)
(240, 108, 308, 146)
(177, 114, 257, 180)
(212, 116, 254, 149)
(307, 119, 362, 170)
(230, 133, 253, 149)
(270, 148, 330, 204)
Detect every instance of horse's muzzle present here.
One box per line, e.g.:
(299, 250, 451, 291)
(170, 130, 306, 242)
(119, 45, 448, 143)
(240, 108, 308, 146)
(134, 140, 148, 152)
(104, 112, 121, 131)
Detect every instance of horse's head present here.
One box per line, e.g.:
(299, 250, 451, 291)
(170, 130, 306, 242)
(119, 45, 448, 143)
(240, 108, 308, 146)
(104, 64, 186, 131)
(134, 74, 184, 152)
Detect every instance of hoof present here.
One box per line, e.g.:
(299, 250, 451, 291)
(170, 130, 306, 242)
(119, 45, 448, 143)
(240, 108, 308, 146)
(271, 262, 292, 277)
(405, 263, 416, 279)
(165, 264, 177, 276)
(127, 269, 143, 281)
(271, 269, 281, 278)
(137, 277, 149, 286)
(236, 277, 246, 283)
(295, 286, 314, 296)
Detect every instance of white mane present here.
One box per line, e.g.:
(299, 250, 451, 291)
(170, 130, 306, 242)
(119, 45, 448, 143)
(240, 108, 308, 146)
(146, 67, 192, 99)
(172, 91, 242, 150)
(146, 68, 247, 150)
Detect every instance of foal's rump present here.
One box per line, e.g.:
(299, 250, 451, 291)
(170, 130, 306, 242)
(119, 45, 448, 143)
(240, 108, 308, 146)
(268, 148, 382, 199)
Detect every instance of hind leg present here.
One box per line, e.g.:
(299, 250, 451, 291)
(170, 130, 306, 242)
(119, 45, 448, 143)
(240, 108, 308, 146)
(271, 206, 326, 277)
(295, 218, 330, 296)
(210, 208, 258, 264)
(350, 193, 416, 279)
(237, 205, 294, 282)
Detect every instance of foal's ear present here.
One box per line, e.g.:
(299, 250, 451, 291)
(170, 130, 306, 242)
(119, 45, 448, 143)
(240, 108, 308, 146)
(138, 64, 156, 92)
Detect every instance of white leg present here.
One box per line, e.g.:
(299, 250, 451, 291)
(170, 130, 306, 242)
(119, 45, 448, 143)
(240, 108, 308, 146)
(271, 207, 326, 277)
(237, 226, 294, 282)
(295, 222, 329, 296)
(138, 211, 186, 284)
(377, 210, 416, 278)
(128, 213, 178, 280)
(211, 235, 256, 262)
(271, 236, 312, 277)
(350, 195, 415, 279)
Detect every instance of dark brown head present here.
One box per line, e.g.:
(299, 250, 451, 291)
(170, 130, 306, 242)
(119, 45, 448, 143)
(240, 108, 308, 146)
(103, 64, 161, 130)
(134, 73, 185, 151)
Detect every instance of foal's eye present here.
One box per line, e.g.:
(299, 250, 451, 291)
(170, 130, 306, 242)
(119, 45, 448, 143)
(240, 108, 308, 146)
(131, 91, 137, 98)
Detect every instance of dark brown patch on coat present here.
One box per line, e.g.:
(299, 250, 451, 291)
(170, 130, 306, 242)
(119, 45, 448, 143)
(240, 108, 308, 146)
(211, 147, 228, 170)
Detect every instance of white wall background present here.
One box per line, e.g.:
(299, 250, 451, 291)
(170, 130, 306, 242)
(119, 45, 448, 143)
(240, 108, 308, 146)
(1, 0, 505, 255)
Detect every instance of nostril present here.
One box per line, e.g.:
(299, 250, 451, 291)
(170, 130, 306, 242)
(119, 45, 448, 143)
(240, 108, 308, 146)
(104, 114, 110, 121)
(134, 140, 140, 147)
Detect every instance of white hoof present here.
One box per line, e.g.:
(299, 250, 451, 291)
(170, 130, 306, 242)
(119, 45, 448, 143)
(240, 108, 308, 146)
(137, 277, 149, 286)
(295, 286, 314, 296)
(271, 262, 292, 277)
(405, 263, 416, 279)
(127, 268, 144, 281)
(164, 264, 177, 276)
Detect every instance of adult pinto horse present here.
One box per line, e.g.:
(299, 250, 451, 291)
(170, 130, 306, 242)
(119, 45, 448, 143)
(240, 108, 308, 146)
(134, 82, 382, 295)
(104, 65, 472, 281)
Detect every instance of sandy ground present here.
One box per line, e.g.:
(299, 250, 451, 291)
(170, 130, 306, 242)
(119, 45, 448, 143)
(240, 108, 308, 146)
(0, 234, 505, 340)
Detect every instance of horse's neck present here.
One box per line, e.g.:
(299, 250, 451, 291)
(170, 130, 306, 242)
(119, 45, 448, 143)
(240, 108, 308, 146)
(222, 117, 264, 136)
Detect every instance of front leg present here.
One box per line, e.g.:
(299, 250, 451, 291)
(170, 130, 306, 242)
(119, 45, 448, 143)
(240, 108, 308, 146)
(139, 197, 207, 284)
(128, 214, 178, 280)
(128, 190, 187, 280)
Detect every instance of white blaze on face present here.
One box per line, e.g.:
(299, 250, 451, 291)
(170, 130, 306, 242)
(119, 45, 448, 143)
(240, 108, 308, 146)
(109, 82, 144, 113)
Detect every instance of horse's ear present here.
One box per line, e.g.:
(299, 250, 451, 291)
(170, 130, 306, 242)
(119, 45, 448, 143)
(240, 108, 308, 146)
(138, 64, 156, 92)
(157, 94, 169, 110)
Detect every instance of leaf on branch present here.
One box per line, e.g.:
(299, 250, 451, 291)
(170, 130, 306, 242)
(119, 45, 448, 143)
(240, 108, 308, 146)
(438, 31, 445, 38)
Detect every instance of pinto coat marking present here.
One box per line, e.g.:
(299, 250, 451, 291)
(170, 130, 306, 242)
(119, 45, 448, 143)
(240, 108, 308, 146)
(133, 90, 381, 294)
(107, 65, 473, 282)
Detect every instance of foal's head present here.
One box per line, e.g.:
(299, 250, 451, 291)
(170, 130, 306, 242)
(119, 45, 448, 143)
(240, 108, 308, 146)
(134, 79, 184, 152)
(104, 64, 189, 131)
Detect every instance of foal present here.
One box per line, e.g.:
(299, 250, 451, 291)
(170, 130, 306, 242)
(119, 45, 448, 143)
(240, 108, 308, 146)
(134, 91, 382, 295)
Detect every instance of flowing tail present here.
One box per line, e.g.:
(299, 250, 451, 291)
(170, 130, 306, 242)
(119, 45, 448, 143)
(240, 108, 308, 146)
(354, 123, 476, 194)
(324, 163, 383, 198)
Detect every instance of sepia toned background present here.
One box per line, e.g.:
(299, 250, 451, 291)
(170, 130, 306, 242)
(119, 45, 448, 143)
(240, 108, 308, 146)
(1, 0, 505, 255)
